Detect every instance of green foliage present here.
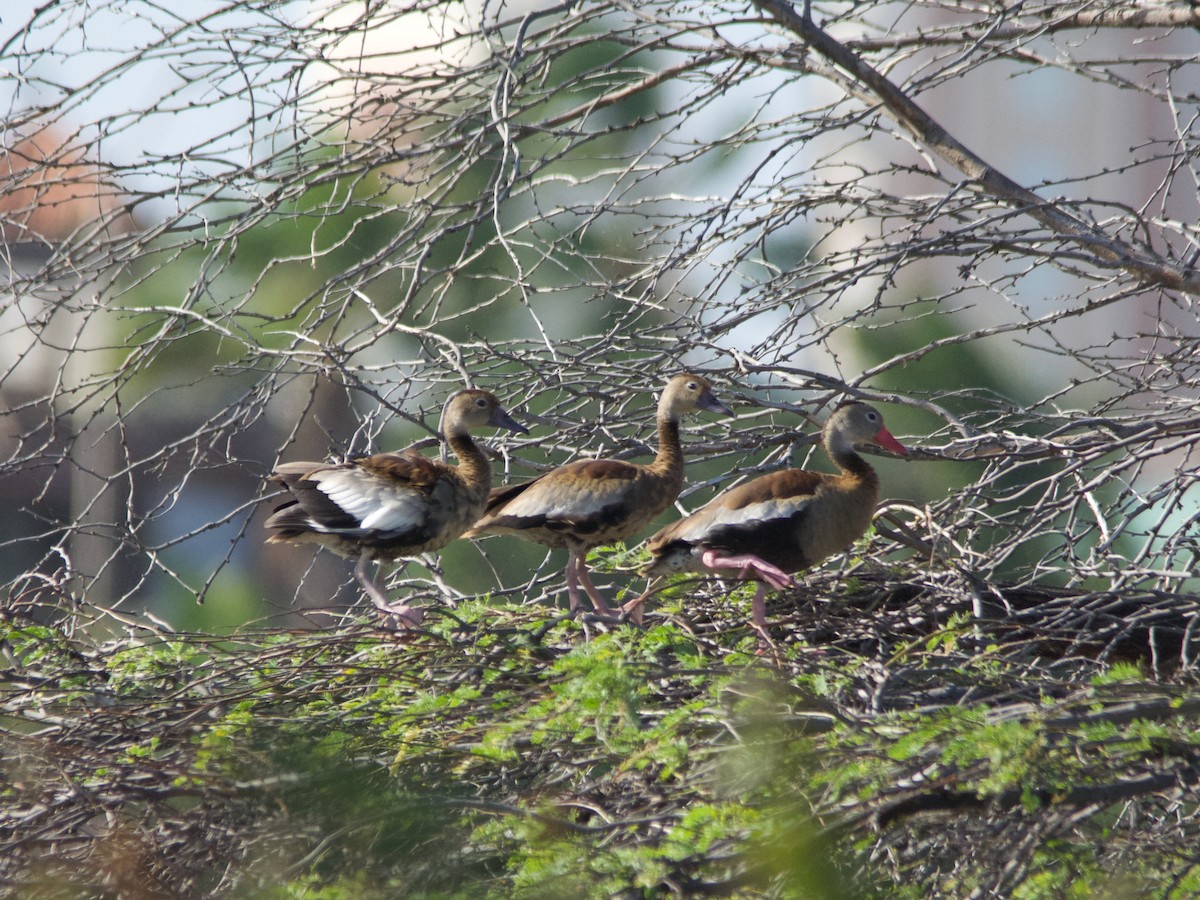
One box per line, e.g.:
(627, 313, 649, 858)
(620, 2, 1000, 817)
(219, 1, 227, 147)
(107, 640, 210, 694)
(4, 584, 1200, 896)
(1090, 661, 1146, 686)
(2, 622, 82, 671)
(941, 718, 1050, 798)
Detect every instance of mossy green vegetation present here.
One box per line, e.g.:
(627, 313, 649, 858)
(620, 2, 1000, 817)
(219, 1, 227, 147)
(2, 570, 1199, 896)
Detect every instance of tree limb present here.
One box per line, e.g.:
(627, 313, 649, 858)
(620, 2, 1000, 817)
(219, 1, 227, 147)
(750, 0, 1200, 296)
(868, 770, 1185, 830)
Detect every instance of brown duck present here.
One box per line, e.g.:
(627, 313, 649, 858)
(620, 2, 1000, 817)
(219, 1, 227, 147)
(623, 402, 908, 640)
(265, 389, 526, 626)
(466, 374, 732, 614)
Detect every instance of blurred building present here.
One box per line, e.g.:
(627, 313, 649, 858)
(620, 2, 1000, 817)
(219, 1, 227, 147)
(0, 123, 138, 608)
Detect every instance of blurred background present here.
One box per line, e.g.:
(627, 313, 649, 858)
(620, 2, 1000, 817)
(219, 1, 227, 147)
(1, 0, 1197, 632)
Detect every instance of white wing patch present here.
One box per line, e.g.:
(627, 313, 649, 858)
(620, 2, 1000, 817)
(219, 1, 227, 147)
(312, 468, 427, 534)
(673, 495, 813, 542)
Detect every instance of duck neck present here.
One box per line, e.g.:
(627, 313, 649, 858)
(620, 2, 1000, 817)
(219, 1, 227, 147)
(447, 431, 491, 489)
(826, 434, 879, 488)
(651, 414, 686, 485)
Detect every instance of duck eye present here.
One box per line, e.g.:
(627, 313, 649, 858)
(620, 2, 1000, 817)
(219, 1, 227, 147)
(475, 397, 488, 408)
(687, 381, 699, 391)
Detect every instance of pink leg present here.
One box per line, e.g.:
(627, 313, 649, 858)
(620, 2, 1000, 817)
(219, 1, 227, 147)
(565, 553, 584, 611)
(572, 550, 614, 616)
(355, 553, 425, 629)
(750, 582, 775, 651)
(700, 549, 795, 591)
(620, 577, 663, 625)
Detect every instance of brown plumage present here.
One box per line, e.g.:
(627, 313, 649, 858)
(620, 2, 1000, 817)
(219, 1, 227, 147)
(466, 374, 732, 614)
(623, 402, 908, 641)
(265, 389, 527, 626)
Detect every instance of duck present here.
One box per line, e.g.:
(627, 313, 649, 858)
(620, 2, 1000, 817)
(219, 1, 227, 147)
(622, 401, 908, 641)
(465, 374, 732, 615)
(265, 389, 527, 627)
